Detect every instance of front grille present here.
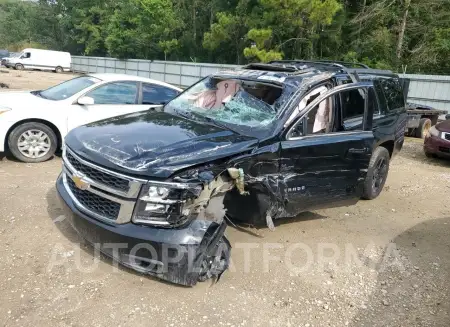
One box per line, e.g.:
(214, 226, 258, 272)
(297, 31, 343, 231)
(445, 133, 450, 141)
(67, 176, 121, 220)
(66, 151, 130, 192)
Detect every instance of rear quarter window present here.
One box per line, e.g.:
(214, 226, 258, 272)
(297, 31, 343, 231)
(374, 78, 405, 112)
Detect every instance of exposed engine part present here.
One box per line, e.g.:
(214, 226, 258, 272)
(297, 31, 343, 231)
(227, 167, 249, 195)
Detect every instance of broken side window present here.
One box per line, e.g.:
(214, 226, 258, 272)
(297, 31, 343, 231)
(288, 86, 371, 138)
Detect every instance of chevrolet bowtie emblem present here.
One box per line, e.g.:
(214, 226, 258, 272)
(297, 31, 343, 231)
(72, 174, 90, 190)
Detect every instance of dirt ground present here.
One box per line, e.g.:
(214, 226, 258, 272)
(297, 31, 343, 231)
(1, 71, 450, 327)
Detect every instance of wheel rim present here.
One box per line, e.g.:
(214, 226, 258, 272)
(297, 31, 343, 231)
(372, 157, 388, 194)
(16, 64, 23, 70)
(423, 122, 431, 137)
(17, 129, 51, 159)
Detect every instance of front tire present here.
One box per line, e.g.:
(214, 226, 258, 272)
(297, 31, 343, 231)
(362, 147, 390, 200)
(8, 122, 57, 163)
(15, 63, 24, 71)
(198, 236, 231, 282)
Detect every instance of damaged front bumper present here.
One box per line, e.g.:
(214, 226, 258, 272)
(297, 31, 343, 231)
(56, 174, 228, 286)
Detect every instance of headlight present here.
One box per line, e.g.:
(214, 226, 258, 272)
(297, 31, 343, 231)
(132, 183, 202, 227)
(0, 106, 11, 115)
(428, 126, 441, 138)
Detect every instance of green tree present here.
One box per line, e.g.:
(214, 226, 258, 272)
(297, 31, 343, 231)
(243, 29, 283, 62)
(159, 39, 179, 60)
(105, 0, 181, 59)
(203, 1, 250, 64)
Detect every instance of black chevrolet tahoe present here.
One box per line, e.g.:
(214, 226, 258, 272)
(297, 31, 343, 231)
(56, 61, 407, 286)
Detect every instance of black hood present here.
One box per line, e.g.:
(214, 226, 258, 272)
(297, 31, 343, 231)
(65, 110, 259, 179)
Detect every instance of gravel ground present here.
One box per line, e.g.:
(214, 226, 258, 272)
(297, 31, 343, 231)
(0, 72, 449, 327)
(0, 68, 76, 90)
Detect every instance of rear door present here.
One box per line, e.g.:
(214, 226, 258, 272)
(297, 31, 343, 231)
(67, 81, 139, 130)
(280, 83, 375, 215)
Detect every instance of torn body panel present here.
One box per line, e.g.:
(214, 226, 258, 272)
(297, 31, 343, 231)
(224, 132, 373, 227)
(56, 170, 233, 286)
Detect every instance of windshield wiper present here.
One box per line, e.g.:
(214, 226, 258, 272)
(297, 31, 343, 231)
(172, 107, 195, 120)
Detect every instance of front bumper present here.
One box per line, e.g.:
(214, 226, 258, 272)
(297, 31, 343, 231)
(424, 135, 450, 158)
(56, 174, 227, 286)
(0, 119, 15, 152)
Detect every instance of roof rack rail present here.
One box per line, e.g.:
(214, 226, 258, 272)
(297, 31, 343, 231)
(345, 68, 394, 75)
(269, 60, 369, 69)
(269, 60, 394, 75)
(310, 60, 369, 69)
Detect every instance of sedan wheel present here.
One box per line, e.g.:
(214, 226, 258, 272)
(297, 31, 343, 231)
(8, 122, 58, 163)
(17, 129, 51, 159)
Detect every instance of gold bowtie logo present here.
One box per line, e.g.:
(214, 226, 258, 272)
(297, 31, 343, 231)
(72, 174, 90, 190)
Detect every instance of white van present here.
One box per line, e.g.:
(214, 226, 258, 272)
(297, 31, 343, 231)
(4, 48, 71, 73)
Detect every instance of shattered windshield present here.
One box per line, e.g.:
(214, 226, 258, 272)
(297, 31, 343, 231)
(165, 76, 285, 133)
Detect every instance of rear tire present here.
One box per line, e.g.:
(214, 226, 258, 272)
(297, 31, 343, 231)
(415, 118, 432, 139)
(55, 66, 63, 73)
(8, 122, 58, 163)
(15, 63, 24, 71)
(362, 147, 390, 200)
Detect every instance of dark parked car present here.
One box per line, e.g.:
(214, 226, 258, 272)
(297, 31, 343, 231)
(56, 62, 407, 286)
(424, 118, 450, 159)
(0, 49, 10, 66)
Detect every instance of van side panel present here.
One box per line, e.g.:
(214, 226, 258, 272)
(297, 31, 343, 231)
(18, 49, 71, 71)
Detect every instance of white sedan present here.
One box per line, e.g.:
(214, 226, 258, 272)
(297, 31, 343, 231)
(0, 74, 182, 162)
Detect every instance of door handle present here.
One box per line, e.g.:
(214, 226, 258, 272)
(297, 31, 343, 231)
(348, 147, 368, 154)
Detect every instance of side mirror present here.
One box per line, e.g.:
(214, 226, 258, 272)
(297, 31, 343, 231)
(446, 114, 450, 120)
(78, 96, 94, 105)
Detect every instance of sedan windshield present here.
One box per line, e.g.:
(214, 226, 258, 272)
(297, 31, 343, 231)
(165, 76, 284, 132)
(39, 76, 101, 101)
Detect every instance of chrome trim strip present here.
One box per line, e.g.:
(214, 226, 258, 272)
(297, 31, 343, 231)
(139, 196, 186, 205)
(287, 130, 371, 141)
(63, 168, 134, 225)
(64, 146, 145, 198)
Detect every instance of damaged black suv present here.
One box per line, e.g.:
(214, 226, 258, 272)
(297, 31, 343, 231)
(56, 61, 407, 286)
